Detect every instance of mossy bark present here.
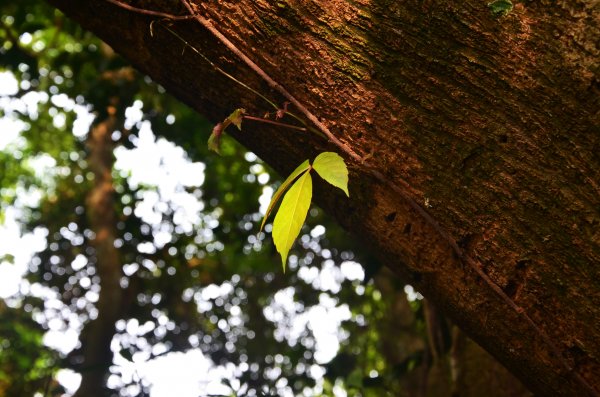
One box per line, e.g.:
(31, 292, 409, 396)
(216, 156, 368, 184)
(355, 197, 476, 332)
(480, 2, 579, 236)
(45, 0, 600, 395)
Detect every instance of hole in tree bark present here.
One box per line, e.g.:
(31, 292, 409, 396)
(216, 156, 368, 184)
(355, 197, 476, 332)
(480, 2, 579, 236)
(515, 259, 530, 270)
(504, 279, 518, 298)
(566, 345, 586, 364)
(385, 212, 397, 222)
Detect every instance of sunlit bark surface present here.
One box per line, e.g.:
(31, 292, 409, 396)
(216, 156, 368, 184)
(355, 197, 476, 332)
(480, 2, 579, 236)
(46, 1, 600, 395)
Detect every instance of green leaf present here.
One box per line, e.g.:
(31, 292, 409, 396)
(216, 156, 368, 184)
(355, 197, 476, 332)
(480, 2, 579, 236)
(207, 109, 245, 154)
(272, 171, 312, 271)
(260, 159, 310, 231)
(228, 108, 245, 130)
(208, 122, 224, 154)
(312, 152, 349, 196)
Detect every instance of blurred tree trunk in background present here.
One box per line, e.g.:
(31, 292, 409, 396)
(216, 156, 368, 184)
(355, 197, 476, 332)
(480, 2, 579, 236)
(44, 1, 600, 396)
(372, 268, 530, 397)
(71, 103, 123, 397)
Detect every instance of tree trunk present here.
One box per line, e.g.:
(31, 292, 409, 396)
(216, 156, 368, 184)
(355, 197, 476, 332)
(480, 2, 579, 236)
(45, 1, 600, 395)
(71, 107, 123, 397)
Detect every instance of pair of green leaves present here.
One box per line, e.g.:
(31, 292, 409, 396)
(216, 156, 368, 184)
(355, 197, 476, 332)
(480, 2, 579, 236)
(207, 110, 349, 271)
(260, 152, 349, 271)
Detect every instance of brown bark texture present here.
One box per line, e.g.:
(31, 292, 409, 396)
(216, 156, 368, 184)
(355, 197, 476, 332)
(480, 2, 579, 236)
(45, 0, 600, 396)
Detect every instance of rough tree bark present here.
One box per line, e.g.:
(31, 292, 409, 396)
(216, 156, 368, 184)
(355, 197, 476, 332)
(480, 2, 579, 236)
(45, 1, 599, 396)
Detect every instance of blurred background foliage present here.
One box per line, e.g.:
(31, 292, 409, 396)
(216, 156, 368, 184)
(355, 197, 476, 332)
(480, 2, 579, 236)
(0, 1, 529, 397)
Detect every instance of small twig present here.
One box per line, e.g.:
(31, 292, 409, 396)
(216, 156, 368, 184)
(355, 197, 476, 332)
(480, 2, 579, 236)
(106, 0, 194, 20)
(160, 24, 279, 111)
(123, 3, 322, 139)
(243, 115, 307, 131)
(179, 0, 359, 158)
(160, 24, 326, 139)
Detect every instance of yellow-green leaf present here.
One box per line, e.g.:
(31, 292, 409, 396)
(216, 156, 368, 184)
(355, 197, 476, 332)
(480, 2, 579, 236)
(207, 123, 224, 154)
(312, 152, 349, 196)
(207, 109, 245, 154)
(228, 108, 245, 130)
(272, 171, 312, 271)
(260, 159, 310, 232)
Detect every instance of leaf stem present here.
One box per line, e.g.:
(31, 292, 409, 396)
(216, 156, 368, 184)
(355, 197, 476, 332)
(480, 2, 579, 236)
(242, 115, 306, 131)
(105, 0, 194, 20)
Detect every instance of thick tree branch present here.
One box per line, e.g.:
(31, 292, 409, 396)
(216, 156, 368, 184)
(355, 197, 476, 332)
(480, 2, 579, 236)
(100, 1, 598, 394)
(45, 0, 600, 395)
